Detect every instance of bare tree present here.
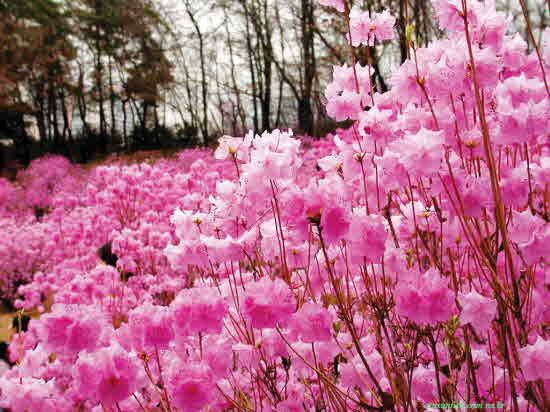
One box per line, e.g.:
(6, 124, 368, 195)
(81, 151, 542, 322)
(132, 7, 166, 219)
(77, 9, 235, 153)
(185, 0, 210, 142)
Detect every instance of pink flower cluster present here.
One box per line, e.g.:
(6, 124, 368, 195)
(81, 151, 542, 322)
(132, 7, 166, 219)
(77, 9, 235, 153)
(1, 0, 549, 411)
(349, 7, 395, 46)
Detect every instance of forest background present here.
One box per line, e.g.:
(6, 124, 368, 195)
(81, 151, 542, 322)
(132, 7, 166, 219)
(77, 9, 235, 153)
(0, 0, 546, 169)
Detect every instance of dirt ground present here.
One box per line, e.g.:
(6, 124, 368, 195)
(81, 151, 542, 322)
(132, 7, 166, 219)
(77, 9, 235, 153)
(0, 296, 52, 344)
(0, 304, 15, 343)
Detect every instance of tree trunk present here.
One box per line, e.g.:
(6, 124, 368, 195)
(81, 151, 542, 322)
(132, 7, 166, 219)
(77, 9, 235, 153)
(122, 100, 127, 146)
(109, 55, 116, 137)
(76, 62, 89, 138)
(299, 0, 316, 135)
(224, 7, 246, 133)
(60, 88, 73, 145)
(186, 3, 208, 143)
(50, 81, 61, 147)
(398, 0, 408, 63)
(260, 1, 272, 131)
(243, 3, 259, 132)
(95, 1, 107, 153)
(298, 98, 313, 136)
(36, 94, 47, 143)
(142, 101, 149, 145)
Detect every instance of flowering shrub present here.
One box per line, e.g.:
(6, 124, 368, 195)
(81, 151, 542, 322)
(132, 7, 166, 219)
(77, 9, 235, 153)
(1, 0, 549, 411)
(16, 155, 80, 212)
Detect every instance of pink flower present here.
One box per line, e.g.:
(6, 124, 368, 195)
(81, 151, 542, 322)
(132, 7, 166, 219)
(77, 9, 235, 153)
(203, 336, 233, 378)
(518, 336, 550, 381)
(543, 27, 550, 63)
(167, 361, 215, 412)
(232, 343, 261, 367)
(501, 166, 529, 208)
(472, 2, 508, 50)
(171, 287, 228, 335)
(412, 363, 445, 402)
(0, 377, 69, 412)
(200, 235, 241, 263)
(320, 206, 350, 244)
(390, 59, 423, 101)
(2, 1, 550, 408)
(372, 10, 396, 41)
(378, 149, 409, 189)
(456, 348, 505, 396)
(73, 344, 143, 407)
(170, 208, 201, 242)
(0, 360, 8, 377)
(471, 46, 502, 89)
(326, 63, 372, 103)
(433, 0, 478, 32)
(510, 211, 550, 265)
(389, 128, 445, 177)
(214, 134, 252, 161)
(250, 149, 292, 180)
(460, 175, 494, 218)
(396, 268, 455, 325)
(257, 328, 289, 358)
(358, 106, 394, 140)
(458, 290, 497, 332)
(277, 398, 303, 412)
(331, 64, 360, 93)
(128, 302, 174, 351)
(498, 98, 549, 146)
(349, 8, 395, 46)
(288, 303, 334, 342)
(318, 0, 345, 12)
(346, 212, 388, 264)
(340, 351, 388, 392)
(243, 277, 295, 329)
(36, 304, 106, 357)
(326, 90, 363, 121)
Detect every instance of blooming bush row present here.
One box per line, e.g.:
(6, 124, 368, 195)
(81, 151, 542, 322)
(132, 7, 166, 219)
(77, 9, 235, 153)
(0, 0, 549, 411)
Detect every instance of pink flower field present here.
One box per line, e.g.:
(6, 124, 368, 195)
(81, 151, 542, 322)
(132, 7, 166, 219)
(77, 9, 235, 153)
(0, 0, 549, 411)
